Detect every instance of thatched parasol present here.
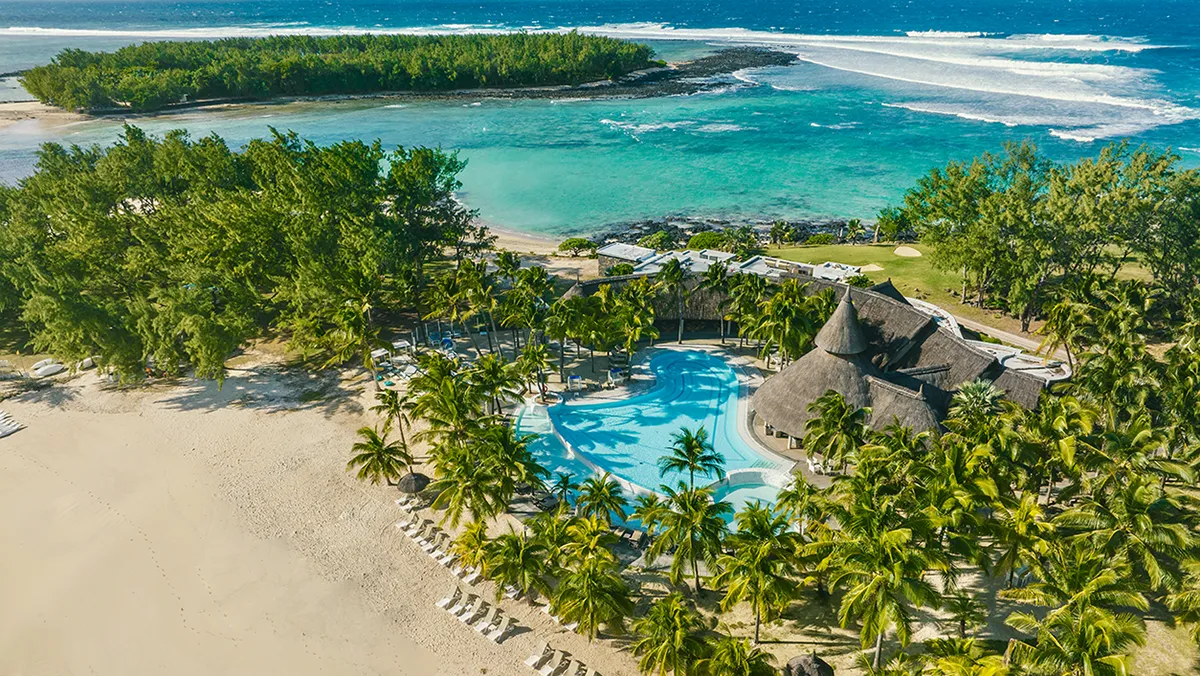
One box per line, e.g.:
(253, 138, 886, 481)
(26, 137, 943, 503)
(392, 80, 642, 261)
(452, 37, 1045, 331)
(787, 653, 834, 676)
(397, 472, 430, 494)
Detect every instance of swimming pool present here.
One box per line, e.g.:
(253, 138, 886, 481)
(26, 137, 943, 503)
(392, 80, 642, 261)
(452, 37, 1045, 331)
(514, 349, 793, 505)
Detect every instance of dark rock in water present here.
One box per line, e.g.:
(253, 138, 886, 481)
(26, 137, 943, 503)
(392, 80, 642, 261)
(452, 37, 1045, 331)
(587, 214, 854, 246)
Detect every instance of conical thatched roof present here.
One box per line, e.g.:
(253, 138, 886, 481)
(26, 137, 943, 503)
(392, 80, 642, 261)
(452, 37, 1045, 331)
(814, 290, 868, 356)
(397, 472, 430, 494)
(753, 347, 880, 439)
(787, 653, 834, 676)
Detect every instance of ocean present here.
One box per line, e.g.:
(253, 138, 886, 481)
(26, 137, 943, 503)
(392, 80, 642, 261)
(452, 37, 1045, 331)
(1, 0, 1198, 237)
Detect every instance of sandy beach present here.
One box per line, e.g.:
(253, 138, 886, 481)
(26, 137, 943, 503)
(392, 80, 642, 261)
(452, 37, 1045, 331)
(0, 363, 637, 676)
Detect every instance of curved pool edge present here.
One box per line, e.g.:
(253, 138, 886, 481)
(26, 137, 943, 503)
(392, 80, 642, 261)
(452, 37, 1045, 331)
(519, 345, 798, 500)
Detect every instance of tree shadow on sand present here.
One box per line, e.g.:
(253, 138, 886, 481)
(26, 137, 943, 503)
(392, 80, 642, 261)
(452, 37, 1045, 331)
(157, 363, 365, 417)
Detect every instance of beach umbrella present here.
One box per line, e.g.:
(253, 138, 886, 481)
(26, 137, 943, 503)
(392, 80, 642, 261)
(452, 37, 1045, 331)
(397, 472, 430, 494)
(787, 654, 834, 676)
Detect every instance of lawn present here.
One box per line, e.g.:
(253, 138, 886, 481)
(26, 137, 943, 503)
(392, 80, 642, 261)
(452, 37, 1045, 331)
(765, 243, 1037, 338)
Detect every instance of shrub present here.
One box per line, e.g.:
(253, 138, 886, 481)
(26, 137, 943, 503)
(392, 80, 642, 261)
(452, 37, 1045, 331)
(845, 274, 873, 288)
(637, 230, 673, 250)
(687, 231, 727, 250)
(558, 237, 596, 257)
(805, 233, 837, 246)
(605, 263, 635, 277)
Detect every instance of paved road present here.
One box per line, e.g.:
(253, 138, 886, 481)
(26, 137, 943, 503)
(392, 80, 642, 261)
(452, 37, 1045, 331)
(951, 313, 1069, 362)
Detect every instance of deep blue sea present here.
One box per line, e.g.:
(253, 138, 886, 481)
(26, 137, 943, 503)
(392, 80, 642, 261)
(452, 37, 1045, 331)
(1, 1, 1198, 236)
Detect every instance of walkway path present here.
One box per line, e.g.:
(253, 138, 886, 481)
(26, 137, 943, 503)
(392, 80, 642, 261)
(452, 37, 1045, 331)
(951, 313, 1069, 362)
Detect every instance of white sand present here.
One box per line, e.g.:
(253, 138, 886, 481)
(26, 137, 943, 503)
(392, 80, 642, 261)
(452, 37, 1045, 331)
(0, 365, 636, 676)
(893, 246, 922, 258)
(859, 264, 884, 272)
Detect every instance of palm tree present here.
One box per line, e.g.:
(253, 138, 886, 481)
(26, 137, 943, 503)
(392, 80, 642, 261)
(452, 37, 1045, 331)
(999, 540, 1149, 620)
(563, 515, 621, 567)
(1037, 288, 1091, 369)
(576, 472, 629, 525)
(697, 262, 731, 344)
(922, 638, 1008, 676)
(776, 474, 825, 537)
(632, 493, 668, 537)
(656, 257, 689, 344)
(648, 482, 731, 593)
(484, 527, 550, 601)
(726, 273, 769, 349)
(616, 277, 660, 357)
(346, 425, 412, 485)
(551, 472, 580, 507)
(515, 341, 555, 395)
(370, 389, 413, 447)
(825, 523, 947, 668)
(1005, 605, 1146, 676)
(478, 424, 548, 499)
(1055, 474, 1194, 592)
(1166, 560, 1200, 646)
(451, 519, 490, 571)
(528, 510, 575, 572)
(940, 592, 987, 640)
(659, 426, 725, 489)
(545, 298, 574, 382)
(468, 352, 522, 415)
(803, 390, 871, 470)
(429, 445, 506, 527)
(553, 557, 634, 640)
(990, 492, 1056, 589)
(711, 509, 798, 643)
(1017, 393, 1096, 505)
(696, 636, 775, 676)
(631, 592, 707, 676)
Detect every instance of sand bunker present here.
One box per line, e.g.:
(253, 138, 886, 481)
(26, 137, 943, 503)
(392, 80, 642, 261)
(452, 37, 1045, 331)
(893, 246, 922, 258)
(860, 264, 884, 272)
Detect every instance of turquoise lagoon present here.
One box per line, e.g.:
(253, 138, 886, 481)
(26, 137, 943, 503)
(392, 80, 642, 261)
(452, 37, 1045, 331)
(514, 349, 792, 515)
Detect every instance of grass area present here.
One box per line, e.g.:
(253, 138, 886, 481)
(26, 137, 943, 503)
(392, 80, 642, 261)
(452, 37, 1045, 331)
(765, 243, 1038, 338)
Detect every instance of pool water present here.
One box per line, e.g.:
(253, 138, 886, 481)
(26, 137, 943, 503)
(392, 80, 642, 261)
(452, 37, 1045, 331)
(516, 350, 791, 499)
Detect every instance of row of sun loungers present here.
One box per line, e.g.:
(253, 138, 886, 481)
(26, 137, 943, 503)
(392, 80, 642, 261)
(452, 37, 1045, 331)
(0, 411, 24, 439)
(436, 586, 518, 642)
(397, 515, 458, 566)
(525, 642, 601, 676)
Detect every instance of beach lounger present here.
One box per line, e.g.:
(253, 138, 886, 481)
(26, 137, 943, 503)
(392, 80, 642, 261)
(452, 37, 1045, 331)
(504, 584, 523, 600)
(629, 531, 646, 548)
(487, 616, 516, 643)
(449, 593, 478, 618)
(565, 659, 587, 676)
(436, 550, 457, 567)
(525, 641, 552, 669)
(436, 587, 462, 610)
(539, 650, 570, 676)
(460, 600, 489, 625)
(463, 569, 483, 585)
(583, 668, 602, 676)
(473, 606, 502, 633)
(405, 519, 431, 536)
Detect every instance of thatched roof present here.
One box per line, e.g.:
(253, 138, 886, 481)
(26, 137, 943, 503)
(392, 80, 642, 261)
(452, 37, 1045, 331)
(397, 472, 430, 494)
(814, 290, 868, 356)
(753, 349, 879, 438)
(993, 368, 1045, 410)
(898, 327, 998, 388)
(787, 654, 834, 676)
(868, 278, 910, 305)
(866, 377, 941, 432)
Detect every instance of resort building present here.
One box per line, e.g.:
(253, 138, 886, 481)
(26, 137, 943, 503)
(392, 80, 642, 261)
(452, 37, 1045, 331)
(565, 271, 1057, 449)
(593, 242, 863, 282)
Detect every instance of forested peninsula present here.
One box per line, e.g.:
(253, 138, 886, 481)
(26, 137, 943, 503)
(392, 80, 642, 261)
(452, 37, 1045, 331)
(20, 33, 659, 113)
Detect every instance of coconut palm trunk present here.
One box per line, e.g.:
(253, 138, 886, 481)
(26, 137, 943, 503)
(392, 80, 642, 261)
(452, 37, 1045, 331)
(676, 293, 684, 344)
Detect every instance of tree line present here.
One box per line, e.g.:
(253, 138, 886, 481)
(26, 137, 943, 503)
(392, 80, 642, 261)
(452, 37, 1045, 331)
(887, 141, 1200, 331)
(21, 32, 657, 112)
(0, 125, 488, 382)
